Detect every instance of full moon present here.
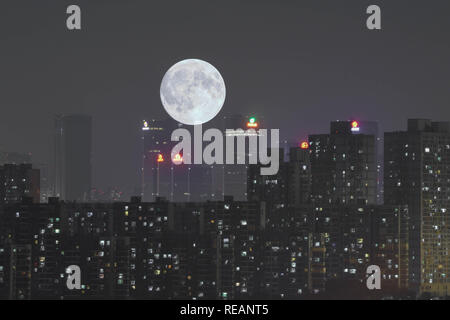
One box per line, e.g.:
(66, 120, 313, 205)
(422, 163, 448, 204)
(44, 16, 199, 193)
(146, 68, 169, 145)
(160, 59, 226, 125)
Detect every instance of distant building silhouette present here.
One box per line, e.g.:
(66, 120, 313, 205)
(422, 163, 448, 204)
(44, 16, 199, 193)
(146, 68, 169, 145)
(0, 164, 40, 204)
(141, 118, 186, 202)
(141, 118, 217, 202)
(0, 151, 32, 165)
(219, 114, 268, 201)
(54, 114, 92, 202)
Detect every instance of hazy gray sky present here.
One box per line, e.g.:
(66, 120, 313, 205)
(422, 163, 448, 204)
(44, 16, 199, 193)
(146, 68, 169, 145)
(1, 0, 449, 197)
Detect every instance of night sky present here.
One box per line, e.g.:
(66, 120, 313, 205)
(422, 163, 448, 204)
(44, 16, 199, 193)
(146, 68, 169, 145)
(1, 0, 449, 197)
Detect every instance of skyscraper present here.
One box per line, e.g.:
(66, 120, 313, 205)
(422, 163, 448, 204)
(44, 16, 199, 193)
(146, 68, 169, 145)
(309, 120, 377, 205)
(141, 118, 186, 202)
(35, 163, 50, 203)
(354, 121, 383, 204)
(219, 114, 267, 201)
(221, 115, 250, 201)
(385, 119, 450, 296)
(141, 118, 219, 202)
(54, 115, 92, 202)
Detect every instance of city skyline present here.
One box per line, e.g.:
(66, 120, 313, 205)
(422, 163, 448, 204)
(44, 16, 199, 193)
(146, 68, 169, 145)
(1, 1, 450, 198)
(1, 1, 450, 302)
(1, 116, 449, 299)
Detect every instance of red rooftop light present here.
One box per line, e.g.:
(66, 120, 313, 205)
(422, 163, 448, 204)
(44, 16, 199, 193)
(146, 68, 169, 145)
(300, 141, 309, 149)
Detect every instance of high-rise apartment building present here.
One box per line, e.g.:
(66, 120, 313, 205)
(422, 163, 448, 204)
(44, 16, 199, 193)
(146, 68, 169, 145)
(309, 120, 377, 205)
(355, 121, 383, 204)
(385, 119, 450, 296)
(370, 205, 409, 291)
(0, 199, 62, 299)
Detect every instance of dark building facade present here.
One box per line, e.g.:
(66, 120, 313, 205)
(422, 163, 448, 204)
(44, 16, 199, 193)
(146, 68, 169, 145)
(0, 200, 62, 299)
(309, 120, 377, 206)
(385, 119, 450, 296)
(354, 121, 383, 204)
(248, 146, 311, 208)
(370, 205, 409, 291)
(0, 197, 412, 300)
(0, 164, 40, 204)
